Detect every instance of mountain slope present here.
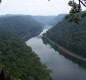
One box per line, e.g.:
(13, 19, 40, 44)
(48, 14, 66, 26)
(45, 16, 86, 58)
(0, 15, 43, 41)
(33, 16, 56, 25)
(0, 28, 51, 80)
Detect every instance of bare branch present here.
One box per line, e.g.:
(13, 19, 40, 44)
(78, 0, 86, 7)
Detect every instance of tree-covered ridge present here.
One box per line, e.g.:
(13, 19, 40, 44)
(0, 29, 51, 80)
(45, 16, 86, 58)
(48, 14, 66, 26)
(0, 15, 43, 41)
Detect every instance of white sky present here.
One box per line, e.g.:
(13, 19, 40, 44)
(0, 0, 81, 16)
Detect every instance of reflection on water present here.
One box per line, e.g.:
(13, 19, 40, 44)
(42, 37, 86, 69)
(26, 29, 86, 80)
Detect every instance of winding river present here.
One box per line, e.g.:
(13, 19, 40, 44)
(26, 27, 86, 80)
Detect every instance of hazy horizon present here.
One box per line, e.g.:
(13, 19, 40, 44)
(0, 13, 66, 16)
(0, 0, 71, 16)
(0, 0, 86, 16)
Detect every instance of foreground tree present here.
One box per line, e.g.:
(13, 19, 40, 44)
(65, 0, 86, 23)
(49, 0, 86, 23)
(0, 0, 1, 3)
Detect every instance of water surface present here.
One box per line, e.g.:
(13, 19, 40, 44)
(26, 28, 86, 80)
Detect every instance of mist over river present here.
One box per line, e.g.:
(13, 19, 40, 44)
(26, 27, 86, 80)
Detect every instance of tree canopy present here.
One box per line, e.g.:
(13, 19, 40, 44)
(65, 0, 86, 23)
(48, 0, 86, 23)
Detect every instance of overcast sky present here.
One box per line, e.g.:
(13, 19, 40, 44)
(0, 0, 79, 15)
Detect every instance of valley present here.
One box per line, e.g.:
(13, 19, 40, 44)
(26, 28, 86, 80)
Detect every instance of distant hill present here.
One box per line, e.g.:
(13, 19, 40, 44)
(33, 16, 56, 25)
(48, 14, 66, 26)
(45, 14, 86, 58)
(0, 15, 43, 41)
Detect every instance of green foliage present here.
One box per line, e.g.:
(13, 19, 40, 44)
(65, 0, 81, 23)
(0, 5, 48, 80)
(65, 0, 86, 23)
(65, 13, 80, 24)
(0, 15, 47, 80)
(45, 16, 86, 58)
(68, 0, 81, 14)
(0, 28, 51, 80)
(0, 15, 43, 41)
(81, 11, 86, 17)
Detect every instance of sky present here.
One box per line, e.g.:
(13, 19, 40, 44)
(0, 0, 84, 16)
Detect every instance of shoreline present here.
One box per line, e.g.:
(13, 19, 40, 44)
(43, 35, 86, 62)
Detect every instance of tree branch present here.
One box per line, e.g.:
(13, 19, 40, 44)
(79, 0, 86, 7)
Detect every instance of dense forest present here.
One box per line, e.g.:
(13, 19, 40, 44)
(0, 15, 43, 41)
(44, 14, 86, 58)
(0, 15, 51, 80)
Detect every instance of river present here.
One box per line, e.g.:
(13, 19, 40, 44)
(26, 28, 86, 80)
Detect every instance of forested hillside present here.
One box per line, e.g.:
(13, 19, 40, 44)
(0, 15, 51, 80)
(48, 14, 66, 26)
(0, 28, 51, 80)
(0, 15, 43, 41)
(45, 16, 86, 58)
(33, 16, 56, 25)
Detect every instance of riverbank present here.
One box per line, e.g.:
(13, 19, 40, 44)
(43, 35, 86, 62)
(26, 28, 86, 80)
